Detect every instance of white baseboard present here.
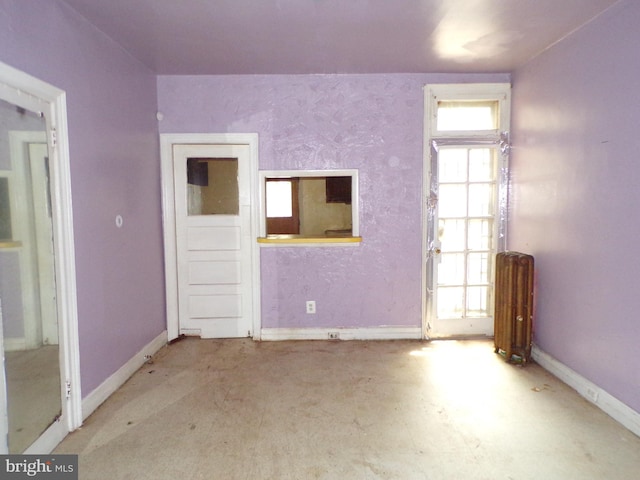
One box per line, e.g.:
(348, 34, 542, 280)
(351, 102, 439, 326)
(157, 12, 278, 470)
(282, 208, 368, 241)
(532, 345, 640, 437)
(3, 337, 26, 352)
(81, 331, 167, 421)
(23, 416, 68, 454)
(260, 327, 422, 341)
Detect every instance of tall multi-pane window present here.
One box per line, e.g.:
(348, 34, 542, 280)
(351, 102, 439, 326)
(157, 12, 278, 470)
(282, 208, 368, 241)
(436, 147, 496, 320)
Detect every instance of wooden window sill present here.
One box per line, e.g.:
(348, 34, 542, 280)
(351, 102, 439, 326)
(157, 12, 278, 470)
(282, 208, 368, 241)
(258, 235, 362, 245)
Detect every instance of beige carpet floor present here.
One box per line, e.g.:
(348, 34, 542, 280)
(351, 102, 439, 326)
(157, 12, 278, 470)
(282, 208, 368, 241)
(55, 338, 640, 479)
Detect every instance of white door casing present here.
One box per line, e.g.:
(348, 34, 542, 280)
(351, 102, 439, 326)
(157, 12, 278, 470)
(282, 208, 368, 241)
(160, 134, 261, 341)
(28, 143, 58, 346)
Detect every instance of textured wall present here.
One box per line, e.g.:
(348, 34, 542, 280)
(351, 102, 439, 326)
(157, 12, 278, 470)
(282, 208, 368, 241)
(510, 0, 640, 411)
(0, 1, 166, 395)
(158, 73, 509, 330)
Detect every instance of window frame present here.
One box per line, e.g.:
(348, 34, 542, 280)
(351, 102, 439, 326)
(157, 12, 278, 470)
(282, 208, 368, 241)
(425, 83, 510, 139)
(258, 169, 360, 246)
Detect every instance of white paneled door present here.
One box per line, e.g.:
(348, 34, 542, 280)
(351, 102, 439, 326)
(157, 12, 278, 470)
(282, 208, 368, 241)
(173, 144, 254, 338)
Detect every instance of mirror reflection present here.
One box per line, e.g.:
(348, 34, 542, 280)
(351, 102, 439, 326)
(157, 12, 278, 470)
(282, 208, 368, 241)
(0, 98, 61, 453)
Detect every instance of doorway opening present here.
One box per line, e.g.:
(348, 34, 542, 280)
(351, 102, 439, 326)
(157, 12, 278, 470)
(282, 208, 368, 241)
(423, 83, 511, 339)
(160, 134, 261, 341)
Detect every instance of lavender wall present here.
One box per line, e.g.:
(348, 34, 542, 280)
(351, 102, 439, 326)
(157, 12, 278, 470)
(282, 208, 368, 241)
(510, 0, 640, 411)
(158, 73, 508, 330)
(0, 1, 166, 395)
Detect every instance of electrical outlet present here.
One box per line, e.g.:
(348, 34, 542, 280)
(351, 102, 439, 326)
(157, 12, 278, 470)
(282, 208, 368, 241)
(328, 332, 339, 340)
(306, 300, 316, 314)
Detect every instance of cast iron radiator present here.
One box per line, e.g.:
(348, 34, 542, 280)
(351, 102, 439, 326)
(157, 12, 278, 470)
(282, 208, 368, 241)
(494, 251, 534, 363)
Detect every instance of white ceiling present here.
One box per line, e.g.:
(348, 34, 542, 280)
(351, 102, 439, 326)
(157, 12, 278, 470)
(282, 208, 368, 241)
(61, 0, 619, 75)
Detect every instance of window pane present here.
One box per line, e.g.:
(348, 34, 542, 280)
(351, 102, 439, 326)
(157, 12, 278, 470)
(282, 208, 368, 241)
(266, 181, 293, 218)
(468, 184, 494, 217)
(468, 148, 495, 182)
(436, 100, 499, 131)
(439, 184, 467, 217)
(438, 287, 464, 319)
(467, 252, 490, 284)
(439, 219, 466, 252)
(187, 158, 238, 215)
(438, 253, 465, 286)
(467, 286, 489, 316)
(468, 219, 492, 250)
(438, 149, 467, 182)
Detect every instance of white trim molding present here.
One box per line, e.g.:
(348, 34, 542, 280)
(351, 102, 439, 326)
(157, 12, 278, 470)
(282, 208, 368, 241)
(2, 338, 27, 352)
(82, 331, 167, 421)
(260, 327, 422, 341)
(532, 345, 640, 437)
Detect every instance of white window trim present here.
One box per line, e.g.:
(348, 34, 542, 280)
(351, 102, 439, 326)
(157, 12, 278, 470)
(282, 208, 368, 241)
(425, 83, 511, 139)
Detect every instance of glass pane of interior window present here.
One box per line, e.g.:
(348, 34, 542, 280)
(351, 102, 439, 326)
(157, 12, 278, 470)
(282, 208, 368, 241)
(467, 252, 490, 284)
(187, 158, 238, 215)
(0, 177, 12, 240)
(468, 148, 495, 182)
(437, 287, 464, 319)
(438, 184, 467, 217)
(467, 286, 489, 316)
(438, 149, 467, 183)
(468, 184, 494, 217)
(467, 219, 492, 250)
(266, 180, 293, 218)
(438, 253, 465, 286)
(436, 100, 499, 131)
(439, 219, 466, 252)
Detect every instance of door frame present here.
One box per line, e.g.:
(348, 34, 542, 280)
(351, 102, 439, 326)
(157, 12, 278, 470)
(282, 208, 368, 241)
(422, 83, 511, 340)
(0, 61, 82, 452)
(26, 142, 59, 346)
(160, 133, 261, 341)
(6, 132, 58, 350)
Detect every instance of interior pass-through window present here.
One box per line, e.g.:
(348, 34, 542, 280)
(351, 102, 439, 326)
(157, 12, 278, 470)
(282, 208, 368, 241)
(259, 170, 360, 244)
